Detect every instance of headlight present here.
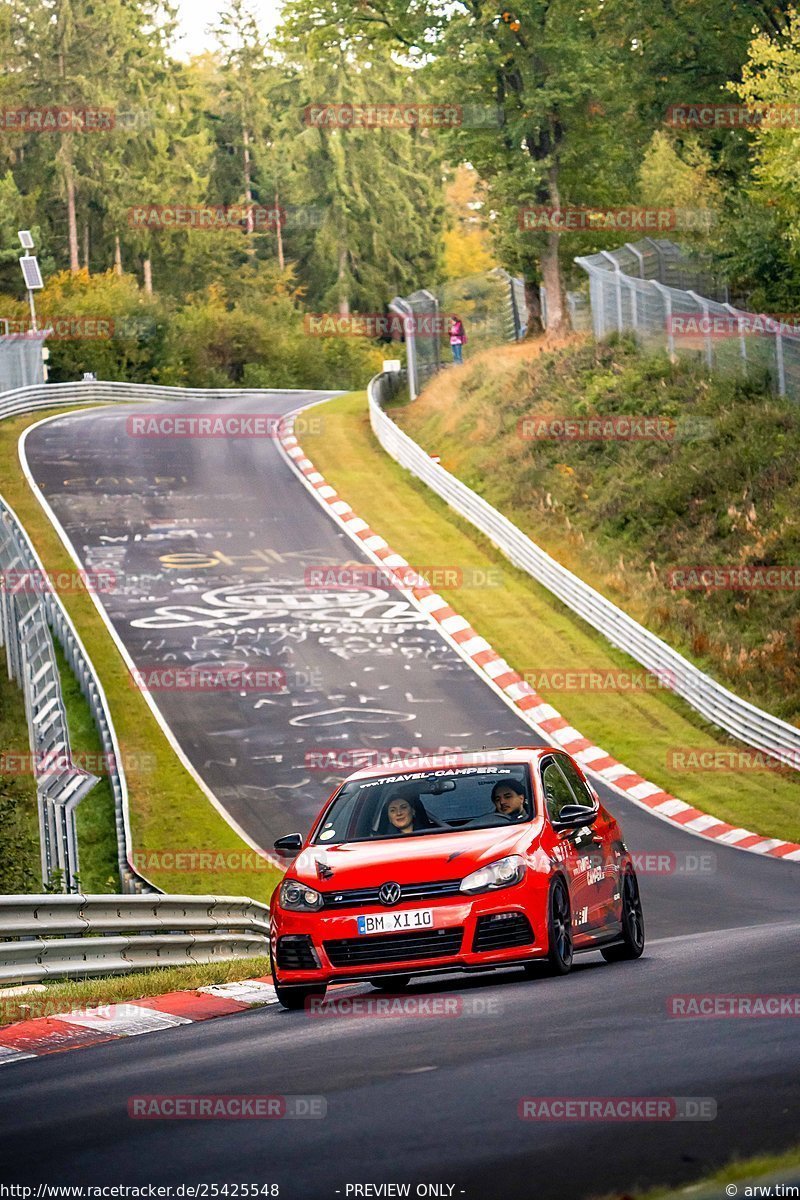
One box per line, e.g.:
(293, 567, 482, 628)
(460, 855, 526, 895)
(279, 879, 323, 911)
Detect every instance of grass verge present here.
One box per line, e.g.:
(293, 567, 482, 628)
(609, 1143, 800, 1199)
(0, 669, 39, 892)
(0, 955, 271, 1026)
(54, 641, 118, 893)
(306, 391, 799, 843)
(401, 336, 800, 725)
(0, 405, 282, 900)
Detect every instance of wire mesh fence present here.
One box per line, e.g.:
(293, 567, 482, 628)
(390, 268, 528, 399)
(0, 333, 47, 392)
(575, 238, 800, 400)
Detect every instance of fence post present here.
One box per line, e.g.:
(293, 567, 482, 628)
(389, 297, 417, 399)
(775, 321, 787, 396)
(625, 241, 646, 279)
(642, 237, 665, 281)
(724, 303, 748, 371)
(651, 280, 674, 356)
(687, 291, 713, 370)
(420, 289, 440, 375)
(600, 252, 624, 331)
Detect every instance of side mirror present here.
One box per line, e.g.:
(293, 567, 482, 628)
(552, 804, 598, 830)
(274, 832, 303, 858)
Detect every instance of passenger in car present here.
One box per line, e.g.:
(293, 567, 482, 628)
(491, 780, 529, 821)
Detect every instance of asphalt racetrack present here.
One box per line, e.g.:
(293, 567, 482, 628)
(2, 390, 798, 1199)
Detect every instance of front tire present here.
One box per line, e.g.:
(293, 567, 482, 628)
(601, 869, 645, 962)
(546, 876, 573, 975)
(273, 980, 327, 1011)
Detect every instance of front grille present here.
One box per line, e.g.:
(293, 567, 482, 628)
(276, 935, 319, 970)
(321, 879, 463, 910)
(324, 927, 464, 968)
(472, 913, 534, 953)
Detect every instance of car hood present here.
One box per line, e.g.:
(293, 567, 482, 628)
(292, 824, 540, 889)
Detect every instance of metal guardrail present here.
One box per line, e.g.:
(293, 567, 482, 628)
(368, 371, 800, 771)
(0, 503, 99, 892)
(1, 380, 301, 897)
(0, 894, 270, 984)
(0, 381, 275, 896)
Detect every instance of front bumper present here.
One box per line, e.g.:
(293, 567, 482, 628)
(270, 887, 549, 985)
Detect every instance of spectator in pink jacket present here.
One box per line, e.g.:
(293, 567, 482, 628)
(449, 316, 467, 365)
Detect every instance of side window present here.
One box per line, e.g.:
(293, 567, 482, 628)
(555, 756, 596, 810)
(540, 758, 577, 823)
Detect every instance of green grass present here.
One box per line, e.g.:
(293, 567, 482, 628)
(402, 335, 800, 726)
(306, 391, 799, 843)
(0, 668, 40, 892)
(53, 641, 119, 893)
(0, 406, 283, 901)
(0, 955, 272, 1027)
(605, 1143, 800, 1199)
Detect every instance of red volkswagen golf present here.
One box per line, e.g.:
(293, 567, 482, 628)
(269, 747, 645, 1009)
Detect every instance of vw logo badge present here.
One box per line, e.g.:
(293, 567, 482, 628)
(379, 882, 402, 906)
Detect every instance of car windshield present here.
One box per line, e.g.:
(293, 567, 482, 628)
(312, 764, 533, 844)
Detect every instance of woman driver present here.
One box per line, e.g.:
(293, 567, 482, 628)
(385, 795, 434, 835)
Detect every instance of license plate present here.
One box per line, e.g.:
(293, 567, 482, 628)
(356, 908, 434, 936)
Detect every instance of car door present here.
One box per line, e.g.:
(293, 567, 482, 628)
(554, 754, 619, 933)
(538, 755, 592, 937)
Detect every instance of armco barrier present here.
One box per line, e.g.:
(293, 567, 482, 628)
(0, 894, 270, 985)
(368, 371, 800, 771)
(0, 380, 292, 896)
(0, 501, 99, 891)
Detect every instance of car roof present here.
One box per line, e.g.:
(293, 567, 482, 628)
(344, 746, 556, 782)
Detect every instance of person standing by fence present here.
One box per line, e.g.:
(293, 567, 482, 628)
(449, 315, 467, 364)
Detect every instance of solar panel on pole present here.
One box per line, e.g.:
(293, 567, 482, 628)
(20, 256, 44, 290)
